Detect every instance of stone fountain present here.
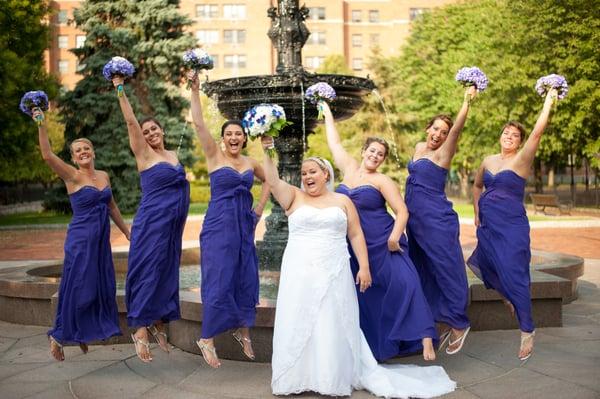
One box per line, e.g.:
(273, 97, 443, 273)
(202, 0, 376, 271)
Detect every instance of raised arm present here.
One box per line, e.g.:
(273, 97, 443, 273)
(472, 160, 486, 227)
(344, 196, 372, 292)
(321, 102, 358, 175)
(188, 71, 218, 161)
(261, 136, 296, 211)
(251, 159, 272, 217)
(112, 76, 147, 157)
(438, 86, 477, 165)
(378, 176, 409, 252)
(517, 88, 557, 169)
(34, 109, 77, 182)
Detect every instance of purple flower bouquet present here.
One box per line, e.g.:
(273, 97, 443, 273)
(19, 91, 49, 126)
(455, 67, 489, 92)
(183, 48, 214, 89)
(242, 103, 291, 158)
(535, 74, 568, 100)
(102, 56, 135, 97)
(305, 82, 336, 119)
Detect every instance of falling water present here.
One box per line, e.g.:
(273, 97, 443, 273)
(371, 89, 402, 168)
(300, 80, 306, 153)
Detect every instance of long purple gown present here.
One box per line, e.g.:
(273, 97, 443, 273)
(200, 167, 259, 338)
(337, 184, 437, 361)
(126, 162, 190, 327)
(405, 158, 470, 330)
(467, 170, 534, 332)
(48, 186, 121, 343)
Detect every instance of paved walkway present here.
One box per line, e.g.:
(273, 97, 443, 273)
(0, 259, 598, 398)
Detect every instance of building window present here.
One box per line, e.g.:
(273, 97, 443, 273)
(57, 10, 68, 24)
(308, 31, 326, 45)
(224, 54, 246, 68)
(305, 56, 325, 69)
(308, 7, 325, 20)
(76, 35, 86, 48)
(196, 4, 218, 18)
(58, 35, 68, 49)
(352, 34, 362, 48)
(409, 8, 429, 21)
(58, 60, 69, 74)
(196, 30, 219, 44)
(351, 10, 361, 23)
(223, 4, 246, 20)
(370, 34, 380, 45)
(223, 30, 246, 44)
(352, 58, 363, 71)
(211, 55, 219, 68)
(369, 10, 380, 23)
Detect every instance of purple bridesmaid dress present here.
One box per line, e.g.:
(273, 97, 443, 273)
(126, 162, 190, 327)
(467, 170, 534, 332)
(337, 184, 437, 361)
(200, 167, 259, 338)
(49, 186, 121, 343)
(405, 158, 470, 330)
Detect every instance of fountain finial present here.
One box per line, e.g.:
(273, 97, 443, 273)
(267, 0, 310, 76)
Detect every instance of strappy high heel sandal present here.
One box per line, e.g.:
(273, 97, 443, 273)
(131, 333, 152, 363)
(519, 331, 535, 361)
(148, 324, 169, 353)
(196, 339, 221, 368)
(48, 335, 64, 361)
(232, 329, 255, 360)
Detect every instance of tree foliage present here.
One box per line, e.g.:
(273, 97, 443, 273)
(48, 0, 197, 212)
(0, 0, 59, 183)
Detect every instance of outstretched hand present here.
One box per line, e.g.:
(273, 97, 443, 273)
(465, 85, 477, 103)
(356, 269, 372, 293)
(186, 70, 200, 90)
(32, 108, 45, 124)
(112, 76, 125, 88)
(261, 135, 274, 152)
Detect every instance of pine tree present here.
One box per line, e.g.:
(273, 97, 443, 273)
(0, 0, 59, 183)
(47, 0, 196, 212)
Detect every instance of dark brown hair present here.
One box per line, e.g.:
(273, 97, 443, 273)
(501, 121, 527, 142)
(362, 137, 389, 158)
(221, 120, 247, 149)
(425, 114, 454, 131)
(140, 117, 163, 130)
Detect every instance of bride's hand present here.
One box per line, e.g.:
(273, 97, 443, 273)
(356, 269, 372, 293)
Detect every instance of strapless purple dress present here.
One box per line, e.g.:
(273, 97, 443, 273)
(49, 186, 121, 343)
(405, 158, 470, 330)
(200, 167, 259, 338)
(126, 162, 190, 327)
(468, 170, 534, 332)
(337, 184, 437, 361)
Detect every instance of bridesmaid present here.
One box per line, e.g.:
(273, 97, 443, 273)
(188, 72, 270, 368)
(112, 77, 190, 363)
(468, 88, 557, 361)
(405, 86, 477, 354)
(321, 102, 437, 361)
(34, 109, 129, 361)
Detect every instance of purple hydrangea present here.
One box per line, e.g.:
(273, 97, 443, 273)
(535, 74, 568, 100)
(182, 48, 214, 71)
(455, 67, 488, 92)
(102, 56, 135, 81)
(305, 82, 337, 104)
(19, 91, 49, 116)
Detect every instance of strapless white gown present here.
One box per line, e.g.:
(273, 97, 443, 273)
(271, 206, 456, 398)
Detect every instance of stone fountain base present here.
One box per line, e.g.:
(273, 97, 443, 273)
(0, 247, 584, 362)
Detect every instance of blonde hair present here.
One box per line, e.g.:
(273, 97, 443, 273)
(69, 138, 94, 155)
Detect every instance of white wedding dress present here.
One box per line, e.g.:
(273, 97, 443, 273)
(271, 206, 456, 398)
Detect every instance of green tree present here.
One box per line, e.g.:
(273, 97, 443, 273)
(48, 0, 196, 212)
(371, 0, 600, 196)
(0, 0, 59, 183)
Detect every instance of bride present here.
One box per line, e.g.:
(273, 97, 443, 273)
(261, 137, 456, 398)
